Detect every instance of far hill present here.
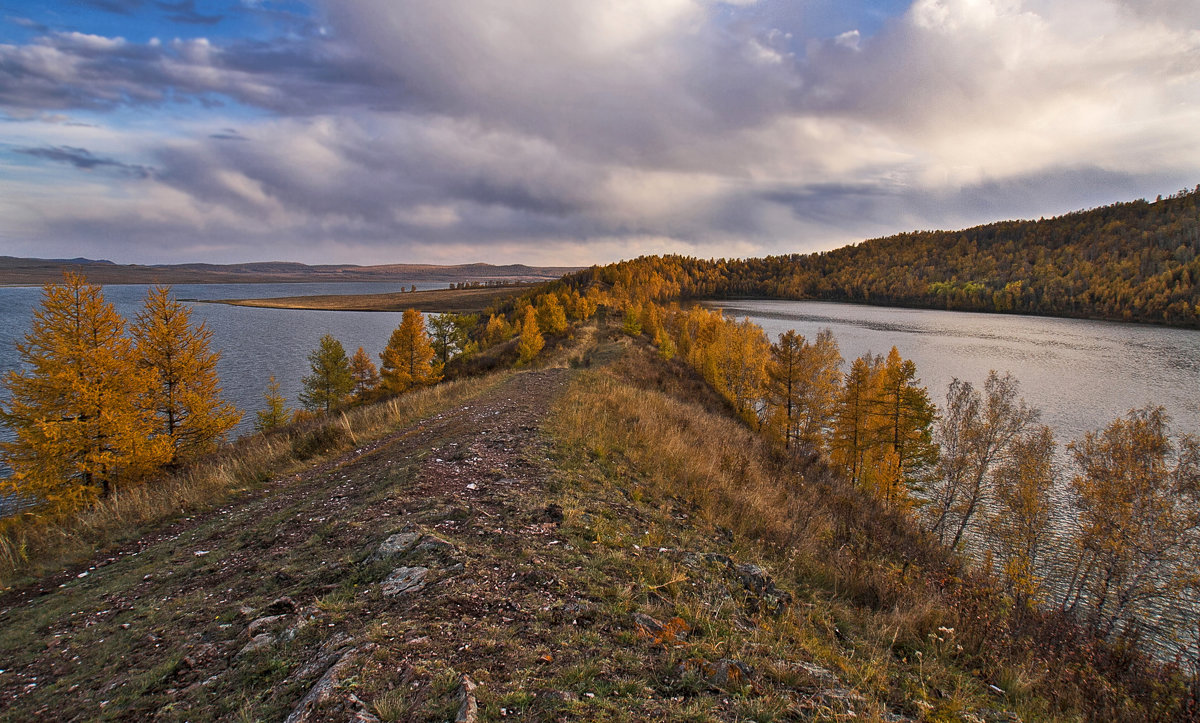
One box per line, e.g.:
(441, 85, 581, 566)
(568, 185, 1200, 327)
(0, 257, 583, 286)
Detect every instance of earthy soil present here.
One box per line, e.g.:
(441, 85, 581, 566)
(0, 368, 574, 721)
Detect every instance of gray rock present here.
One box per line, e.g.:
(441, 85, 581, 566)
(381, 566, 428, 596)
(708, 659, 754, 690)
(675, 658, 755, 691)
(265, 596, 297, 615)
(283, 645, 367, 723)
(817, 687, 866, 707)
(370, 532, 422, 561)
(247, 614, 287, 638)
(455, 675, 479, 723)
(414, 534, 457, 555)
(237, 633, 274, 657)
(795, 660, 841, 687)
(735, 563, 772, 595)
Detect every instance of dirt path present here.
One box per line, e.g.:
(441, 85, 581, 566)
(0, 367, 572, 721)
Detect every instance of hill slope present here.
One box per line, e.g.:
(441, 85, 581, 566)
(0, 332, 1181, 721)
(567, 186, 1200, 327)
(0, 258, 581, 286)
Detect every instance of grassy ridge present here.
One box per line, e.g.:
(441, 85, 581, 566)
(546, 335, 1187, 721)
(0, 372, 508, 589)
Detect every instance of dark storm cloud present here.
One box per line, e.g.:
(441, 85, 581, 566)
(15, 144, 153, 177)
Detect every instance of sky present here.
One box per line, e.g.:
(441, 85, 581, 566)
(0, 0, 1197, 266)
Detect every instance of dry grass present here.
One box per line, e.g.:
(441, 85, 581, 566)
(547, 336, 1191, 722)
(0, 371, 508, 588)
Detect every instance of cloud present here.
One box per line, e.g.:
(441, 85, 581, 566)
(76, 0, 146, 14)
(0, 0, 1198, 264)
(15, 144, 153, 177)
(155, 1, 224, 26)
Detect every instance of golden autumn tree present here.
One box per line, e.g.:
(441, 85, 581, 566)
(254, 375, 290, 432)
(988, 425, 1057, 609)
(348, 346, 380, 399)
(870, 347, 938, 508)
(0, 273, 171, 513)
(829, 352, 882, 487)
(516, 306, 545, 364)
(1061, 407, 1200, 636)
(482, 314, 511, 348)
(766, 329, 842, 452)
(380, 309, 442, 394)
(536, 294, 569, 335)
(132, 286, 240, 464)
(698, 316, 769, 425)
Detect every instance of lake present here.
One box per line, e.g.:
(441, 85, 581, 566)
(710, 299, 1200, 657)
(0, 282, 454, 444)
(707, 299, 1200, 445)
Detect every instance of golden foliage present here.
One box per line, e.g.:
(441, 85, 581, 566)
(380, 309, 442, 394)
(516, 307, 544, 364)
(1, 274, 171, 513)
(132, 285, 241, 463)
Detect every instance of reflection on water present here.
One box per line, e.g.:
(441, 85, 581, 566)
(710, 299, 1200, 444)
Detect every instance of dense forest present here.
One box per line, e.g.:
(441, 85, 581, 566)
(562, 186, 1200, 326)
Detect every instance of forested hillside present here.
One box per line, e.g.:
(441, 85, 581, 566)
(566, 186, 1200, 326)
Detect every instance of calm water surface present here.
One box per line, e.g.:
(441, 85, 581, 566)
(0, 282, 451, 441)
(708, 299, 1200, 444)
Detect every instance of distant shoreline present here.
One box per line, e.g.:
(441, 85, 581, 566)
(0, 256, 582, 287)
(204, 284, 532, 314)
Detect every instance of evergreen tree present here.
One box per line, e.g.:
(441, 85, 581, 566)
(380, 309, 441, 394)
(300, 334, 354, 412)
(622, 306, 643, 337)
(516, 307, 544, 364)
(132, 285, 241, 463)
(428, 313, 477, 366)
(348, 346, 380, 399)
(0, 273, 171, 512)
(254, 375, 290, 432)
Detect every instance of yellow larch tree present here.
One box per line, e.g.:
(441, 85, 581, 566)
(829, 352, 882, 488)
(536, 294, 569, 335)
(132, 285, 241, 464)
(482, 314, 511, 348)
(765, 329, 842, 453)
(0, 273, 171, 513)
(516, 306, 545, 364)
(380, 309, 442, 394)
(348, 346, 381, 399)
(870, 347, 938, 509)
